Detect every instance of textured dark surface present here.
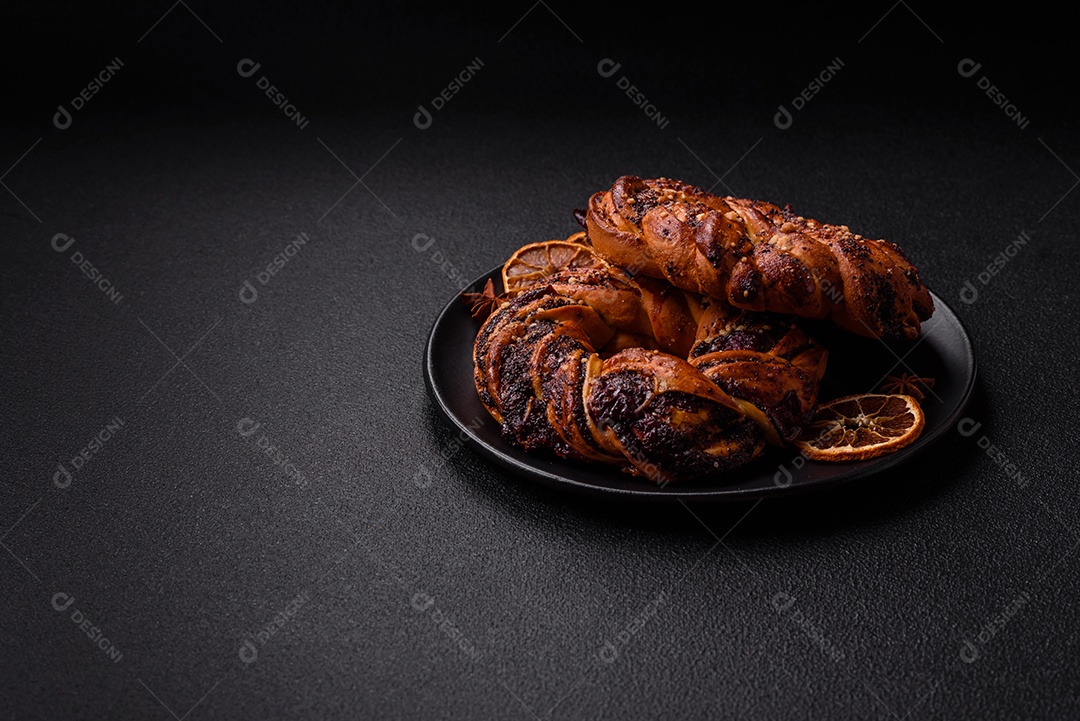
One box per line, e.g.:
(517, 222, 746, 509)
(3, 3, 1079, 719)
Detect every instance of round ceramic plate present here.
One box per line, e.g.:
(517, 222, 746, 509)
(424, 266, 977, 501)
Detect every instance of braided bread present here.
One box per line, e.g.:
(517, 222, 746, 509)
(472, 253, 826, 481)
(586, 176, 934, 340)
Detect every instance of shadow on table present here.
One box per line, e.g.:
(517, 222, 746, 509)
(424, 381, 990, 543)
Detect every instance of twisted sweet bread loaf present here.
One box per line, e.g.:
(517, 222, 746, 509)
(586, 176, 934, 340)
(472, 251, 826, 481)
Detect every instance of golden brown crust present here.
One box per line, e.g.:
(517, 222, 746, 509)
(586, 175, 934, 340)
(473, 255, 827, 481)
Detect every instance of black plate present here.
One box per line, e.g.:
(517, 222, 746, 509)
(424, 266, 977, 501)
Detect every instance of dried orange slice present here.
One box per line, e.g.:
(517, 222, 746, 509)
(502, 237, 607, 295)
(794, 393, 925, 461)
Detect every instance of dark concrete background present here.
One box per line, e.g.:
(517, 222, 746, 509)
(2, 3, 1078, 719)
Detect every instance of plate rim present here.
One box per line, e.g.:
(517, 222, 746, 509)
(424, 265, 977, 502)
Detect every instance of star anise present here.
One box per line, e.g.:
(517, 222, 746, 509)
(461, 278, 505, 320)
(879, 372, 935, 401)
